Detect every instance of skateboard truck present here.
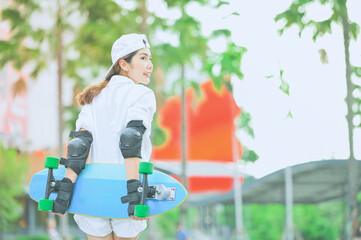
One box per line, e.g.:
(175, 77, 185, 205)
(121, 162, 176, 218)
(148, 185, 175, 201)
(38, 157, 60, 211)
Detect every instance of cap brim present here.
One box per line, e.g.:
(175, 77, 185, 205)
(105, 62, 116, 80)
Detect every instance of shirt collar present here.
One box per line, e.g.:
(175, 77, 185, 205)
(108, 75, 134, 86)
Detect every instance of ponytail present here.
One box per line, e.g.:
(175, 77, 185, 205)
(76, 80, 110, 106)
(76, 49, 140, 106)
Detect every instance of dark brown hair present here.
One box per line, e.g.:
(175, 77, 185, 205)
(76, 51, 138, 106)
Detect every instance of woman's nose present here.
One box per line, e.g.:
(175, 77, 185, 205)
(147, 61, 153, 70)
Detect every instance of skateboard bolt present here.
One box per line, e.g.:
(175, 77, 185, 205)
(50, 181, 56, 188)
(138, 187, 143, 193)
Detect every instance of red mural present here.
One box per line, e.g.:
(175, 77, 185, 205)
(152, 80, 243, 162)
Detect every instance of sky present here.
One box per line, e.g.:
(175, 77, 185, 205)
(144, 0, 361, 178)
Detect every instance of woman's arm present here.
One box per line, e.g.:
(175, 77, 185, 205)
(64, 128, 90, 183)
(125, 157, 140, 180)
(53, 128, 91, 216)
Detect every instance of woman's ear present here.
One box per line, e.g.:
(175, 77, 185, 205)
(119, 59, 129, 72)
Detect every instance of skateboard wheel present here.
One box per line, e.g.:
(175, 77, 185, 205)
(44, 157, 59, 169)
(139, 162, 153, 174)
(38, 199, 53, 211)
(134, 205, 149, 218)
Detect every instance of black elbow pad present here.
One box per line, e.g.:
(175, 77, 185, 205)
(62, 130, 93, 175)
(119, 120, 146, 159)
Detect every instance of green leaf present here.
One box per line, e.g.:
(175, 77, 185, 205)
(190, 81, 202, 99)
(354, 66, 361, 78)
(151, 114, 167, 147)
(222, 12, 240, 19)
(287, 110, 293, 119)
(350, 22, 360, 40)
(279, 80, 290, 96)
(236, 110, 255, 138)
(215, 1, 230, 8)
(241, 146, 259, 162)
(211, 29, 231, 38)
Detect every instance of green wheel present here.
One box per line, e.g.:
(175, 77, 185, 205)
(38, 199, 53, 211)
(134, 205, 149, 218)
(44, 157, 59, 169)
(139, 162, 153, 174)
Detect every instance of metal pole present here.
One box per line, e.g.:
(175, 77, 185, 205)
(180, 64, 188, 226)
(28, 197, 36, 235)
(234, 163, 243, 240)
(285, 166, 294, 240)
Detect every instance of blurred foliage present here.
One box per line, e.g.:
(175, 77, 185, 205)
(216, 202, 342, 240)
(0, 143, 29, 233)
(144, 193, 359, 239)
(294, 204, 339, 240)
(151, 113, 167, 147)
(275, 0, 360, 41)
(154, 207, 180, 238)
(14, 235, 50, 240)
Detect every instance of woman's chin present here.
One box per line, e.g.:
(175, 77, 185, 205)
(141, 78, 150, 85)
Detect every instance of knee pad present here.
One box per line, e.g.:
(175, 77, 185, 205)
(120, 120, 146, 159)
(64, 130, 93, 175)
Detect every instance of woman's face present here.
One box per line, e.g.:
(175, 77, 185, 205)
(122, 48, 153, 85)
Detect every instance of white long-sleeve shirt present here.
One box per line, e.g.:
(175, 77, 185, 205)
(75, 75, 156, 164)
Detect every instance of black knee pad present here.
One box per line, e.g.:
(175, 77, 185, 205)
(65, 131, 93, 175)
(120, 120, 146, 159)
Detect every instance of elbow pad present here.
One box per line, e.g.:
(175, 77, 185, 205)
(62, 130, 93, 175)
(119, 120, 146, 159)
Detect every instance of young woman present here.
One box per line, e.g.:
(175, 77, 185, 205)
(53, 33, 156, 240)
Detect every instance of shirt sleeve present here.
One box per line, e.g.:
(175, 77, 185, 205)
(125, 89, 156, 130)
(75, 104, 94, 133)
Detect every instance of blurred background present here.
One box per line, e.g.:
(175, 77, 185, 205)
(1, 0, 361, 239)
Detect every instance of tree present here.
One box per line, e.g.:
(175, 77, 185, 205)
(275, 0, 360, 238)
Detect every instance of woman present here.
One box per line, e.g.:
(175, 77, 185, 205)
(53, 33, 156, 240)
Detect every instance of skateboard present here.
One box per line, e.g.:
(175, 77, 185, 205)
(29, 157, 188, 218)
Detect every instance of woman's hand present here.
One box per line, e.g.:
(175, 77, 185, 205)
(52, 212, 64, 217)
(131, 216, 149, 221)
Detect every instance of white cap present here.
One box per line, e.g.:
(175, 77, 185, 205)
(105, 33, 150, 80)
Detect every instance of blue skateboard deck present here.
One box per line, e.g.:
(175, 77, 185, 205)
(29, 163, 188, 218)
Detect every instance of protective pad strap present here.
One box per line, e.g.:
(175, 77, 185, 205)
(126, 120, 146, 134)
(121, 179, 142, 203)
(65, 130, 93, 175)
(53, 178, 74, 214)
(120, 120, 146, 159)
(123, 179, 142, 216)
(69, 130, 93, 142)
